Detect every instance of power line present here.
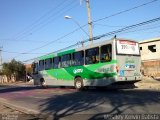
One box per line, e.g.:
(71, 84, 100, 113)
(13, 26, 81, 59)
(112, 24, 160, 36)
(2, 50, 48, 54)
(20, 17, 160, 61)
(12, 0, 159, 60)
(92, 0, 159, 23)
(22, 27, 81, 52)
(2, 1, 74, 48)
(14, 0, 70, 39)
(0, 46, 3, 70)
(10, 1, 79, 59)
(0, 39, 47, 43)
(0, 38, 76, 43)
(24, 1, 78, 38)
(21, 0, 159, 44)
(14, 22, 160, 60)
(10, 0, 157, 43)
(91, 17, 160, 41)
(23, 17, 160, 62)
(23, 42, 79, 63)
(14, 0, 78, 41)
(93, 23, 127, 28)
(94, 22, 160, 29)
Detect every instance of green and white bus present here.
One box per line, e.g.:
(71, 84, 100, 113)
(32, 38, 141, 89)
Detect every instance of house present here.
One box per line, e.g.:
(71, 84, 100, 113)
(139, 37, 160, 77)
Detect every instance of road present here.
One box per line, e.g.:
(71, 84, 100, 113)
(0, 84, 160, 120)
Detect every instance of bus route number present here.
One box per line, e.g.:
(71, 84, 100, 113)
(121, 45, 128, 49)
(121, 45, 135, 51)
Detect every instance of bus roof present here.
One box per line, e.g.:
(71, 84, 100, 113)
(57, 49, 75, 56)
(37, 38, 138, 61)
(39, 54, 54, 60)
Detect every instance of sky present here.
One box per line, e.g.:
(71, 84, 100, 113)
(0, 0, 160, 63)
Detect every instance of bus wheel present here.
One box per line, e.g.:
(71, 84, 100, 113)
(40, 78, 47, 89)
(74, 77, 83, 90)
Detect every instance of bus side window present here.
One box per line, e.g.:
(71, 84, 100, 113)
(85, 47, 99, 65)
(44, 60, 47, 69)
(39, 60, 45, 71)
(45, 58, 53, 70)
(52, 58, 54, 68)
(73, 51, 84, 66)
(100, 44, 112, 62)
(50, 58, 53, 69)
(53, 57, 61, 69)
(61, 54, 72, 68)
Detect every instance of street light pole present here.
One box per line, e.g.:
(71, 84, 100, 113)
(64, 15, 89, 38)
(0, 46, 2, 71)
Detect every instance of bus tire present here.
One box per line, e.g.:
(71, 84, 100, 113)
(40, 78, 47, 89)
(74, 77, 83, 90)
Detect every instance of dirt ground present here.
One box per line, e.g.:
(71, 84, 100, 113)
(135, 76, 160, 90)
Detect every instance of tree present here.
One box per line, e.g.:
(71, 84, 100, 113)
(2, 59, 26, 81)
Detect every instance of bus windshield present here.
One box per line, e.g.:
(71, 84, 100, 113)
(116, 39, 140, 55)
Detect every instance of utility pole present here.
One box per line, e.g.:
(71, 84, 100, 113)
(86, 0, 93, 44)
(0, 46, 2, 71)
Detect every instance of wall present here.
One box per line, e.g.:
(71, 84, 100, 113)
(0, 75, 16, 83)
(139, 38, 160, 77)
(140, 40, 160, 61)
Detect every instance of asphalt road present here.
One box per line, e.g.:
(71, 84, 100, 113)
(0, 85, 160, 120)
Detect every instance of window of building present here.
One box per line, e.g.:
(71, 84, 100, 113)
(140, 47, 142, 50)
(53, 57, 61, 69)
(148, 45, 156, 52)
(39, 60, 44, 71)
(45, 58, 53, 70)
(73, 51, 84, 66)
(100, 44, 112, 62)
(61, 54, 72, 68)
(85, 47, 99, 65)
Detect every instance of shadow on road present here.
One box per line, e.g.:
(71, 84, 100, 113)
(39, 89, 160, 120)
(0, 85, 39, 93)
(0, 85, 160, 120)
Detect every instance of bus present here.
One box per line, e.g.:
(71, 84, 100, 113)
(32, 38, 141, 89)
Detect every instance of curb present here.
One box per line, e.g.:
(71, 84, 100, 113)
(0, 98, 40, 114)
(0, 98, 59, 120)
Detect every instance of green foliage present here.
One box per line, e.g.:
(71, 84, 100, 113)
(2, 59, 26, 81)
(0, 70, 3, 75)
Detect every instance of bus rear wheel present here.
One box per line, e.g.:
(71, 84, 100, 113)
(40, 78, 47, 88)
(74, 77, 83, 90)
